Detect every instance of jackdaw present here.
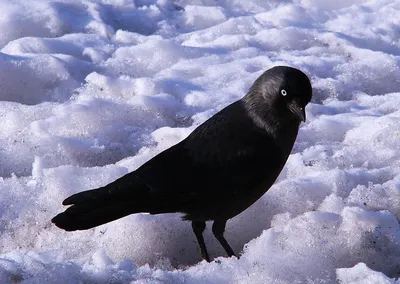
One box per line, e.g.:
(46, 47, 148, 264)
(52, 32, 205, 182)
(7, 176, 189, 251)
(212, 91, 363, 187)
(52, 66, 312, 262)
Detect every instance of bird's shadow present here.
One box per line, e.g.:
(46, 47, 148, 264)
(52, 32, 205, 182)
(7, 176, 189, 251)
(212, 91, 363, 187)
(99, 197, 277, 268)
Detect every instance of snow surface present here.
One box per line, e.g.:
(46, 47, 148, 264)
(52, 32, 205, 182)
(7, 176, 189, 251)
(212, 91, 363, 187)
(0, 0, 399, 283)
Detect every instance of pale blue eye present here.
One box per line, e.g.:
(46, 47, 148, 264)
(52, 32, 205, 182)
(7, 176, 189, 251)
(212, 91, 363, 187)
(281, 89, 287, 96)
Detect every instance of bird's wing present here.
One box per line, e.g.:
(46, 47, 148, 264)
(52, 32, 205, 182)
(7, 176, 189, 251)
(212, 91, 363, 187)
(135, 101, 285, 202)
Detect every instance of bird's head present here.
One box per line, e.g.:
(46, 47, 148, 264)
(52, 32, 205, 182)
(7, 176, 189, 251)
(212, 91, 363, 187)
(243, 66, 312, 128)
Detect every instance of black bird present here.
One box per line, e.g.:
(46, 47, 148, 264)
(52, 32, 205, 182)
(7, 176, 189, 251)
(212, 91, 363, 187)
(52, 66, 312, 262)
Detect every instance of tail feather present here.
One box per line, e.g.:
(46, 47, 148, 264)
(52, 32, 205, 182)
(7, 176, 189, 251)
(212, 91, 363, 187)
(52, 172, 154, 231)
(62, 172, 148, 205)
(52, 200, 144, 231)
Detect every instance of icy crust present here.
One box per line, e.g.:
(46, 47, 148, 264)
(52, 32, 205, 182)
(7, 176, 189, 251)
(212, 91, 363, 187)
(0, 0, 399, 283)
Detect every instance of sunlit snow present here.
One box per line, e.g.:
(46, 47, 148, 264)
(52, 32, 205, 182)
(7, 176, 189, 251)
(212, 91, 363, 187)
(0, 0, 399, 283)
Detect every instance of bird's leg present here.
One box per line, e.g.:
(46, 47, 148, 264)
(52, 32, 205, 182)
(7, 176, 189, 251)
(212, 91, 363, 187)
(212, 220, 236, 258)
(192, 221, 210, 262)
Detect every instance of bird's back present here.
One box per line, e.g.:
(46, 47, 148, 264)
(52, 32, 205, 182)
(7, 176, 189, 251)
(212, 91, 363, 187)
(134, 100, 297, 220)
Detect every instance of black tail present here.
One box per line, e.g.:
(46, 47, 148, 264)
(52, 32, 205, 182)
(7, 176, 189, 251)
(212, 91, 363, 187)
(51, 172, 153, 231)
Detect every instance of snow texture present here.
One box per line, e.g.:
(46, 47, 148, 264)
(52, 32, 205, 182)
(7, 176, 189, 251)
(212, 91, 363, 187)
(0, 0, 399, 283)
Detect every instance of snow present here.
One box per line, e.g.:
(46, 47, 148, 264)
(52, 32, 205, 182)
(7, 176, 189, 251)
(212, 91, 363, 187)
(0, 0, 399, 283)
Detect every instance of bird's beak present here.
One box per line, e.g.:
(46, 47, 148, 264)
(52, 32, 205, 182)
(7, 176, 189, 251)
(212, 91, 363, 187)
(288, 102, 306, 122)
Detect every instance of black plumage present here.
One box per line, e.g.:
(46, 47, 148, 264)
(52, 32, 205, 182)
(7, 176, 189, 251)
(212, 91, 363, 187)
(52, 66, 312, 262)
